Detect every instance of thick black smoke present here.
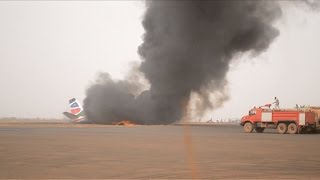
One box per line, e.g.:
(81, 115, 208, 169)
(84, 1, 282, 124)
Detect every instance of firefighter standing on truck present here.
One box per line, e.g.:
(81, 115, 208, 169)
(273, 97, 279, 109)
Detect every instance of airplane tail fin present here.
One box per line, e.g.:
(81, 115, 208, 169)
(69, 98, 84, 116)
(63, 98, 85, 120)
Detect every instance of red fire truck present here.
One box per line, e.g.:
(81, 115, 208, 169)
(240, 105, 318, 134)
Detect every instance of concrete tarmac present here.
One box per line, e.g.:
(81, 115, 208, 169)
(0, 122, 319, 179)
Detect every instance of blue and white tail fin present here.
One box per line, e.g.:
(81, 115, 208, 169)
(63, 98, 87, 123)
(69, 98, 84, 116)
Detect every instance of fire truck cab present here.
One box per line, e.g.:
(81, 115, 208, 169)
(240, 106, 317, 134)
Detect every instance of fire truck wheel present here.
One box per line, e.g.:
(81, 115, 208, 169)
(299, 127, 307, 134)
(287, 123, 298, 134)
(277, 123, 288, 134)
(311, 126, 317, 134)
(244, 122, 253, 133)
(255, 127, 265, 133)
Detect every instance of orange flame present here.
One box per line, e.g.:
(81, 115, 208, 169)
(112, 120, 136, 126)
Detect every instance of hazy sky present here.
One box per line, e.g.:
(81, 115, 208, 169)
(0, 1, 319, 120)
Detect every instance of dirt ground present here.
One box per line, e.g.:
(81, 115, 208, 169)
(0, 122, 319, 179)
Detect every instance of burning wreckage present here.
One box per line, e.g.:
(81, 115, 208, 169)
(82, 1, 318, 125)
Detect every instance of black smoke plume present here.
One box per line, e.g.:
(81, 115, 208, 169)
(84, 1, 282, 124)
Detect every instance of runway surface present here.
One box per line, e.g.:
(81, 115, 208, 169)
(0, 122, 319, 179)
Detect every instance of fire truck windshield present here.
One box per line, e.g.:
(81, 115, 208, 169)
(249, 110, 256, 115)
